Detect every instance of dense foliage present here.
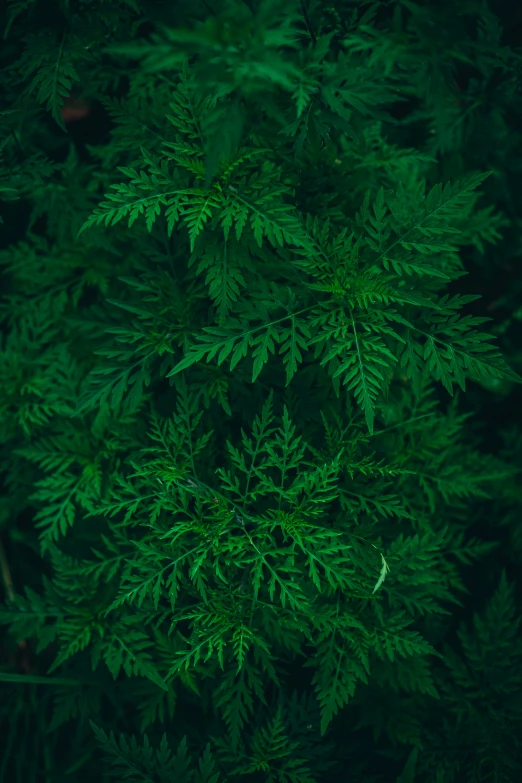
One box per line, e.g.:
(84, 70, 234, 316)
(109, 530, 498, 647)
(1, 0, 522, 781)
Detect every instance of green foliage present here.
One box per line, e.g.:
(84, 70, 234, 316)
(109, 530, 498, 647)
(1, 0, 522, 782)
(90, 722, 222, 783)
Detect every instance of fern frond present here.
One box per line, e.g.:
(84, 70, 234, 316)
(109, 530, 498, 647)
(16, 31, 94, 130)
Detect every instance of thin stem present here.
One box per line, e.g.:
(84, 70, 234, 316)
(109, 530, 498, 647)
(0, 535, 14, 601)
(300, 0, 317, 44)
